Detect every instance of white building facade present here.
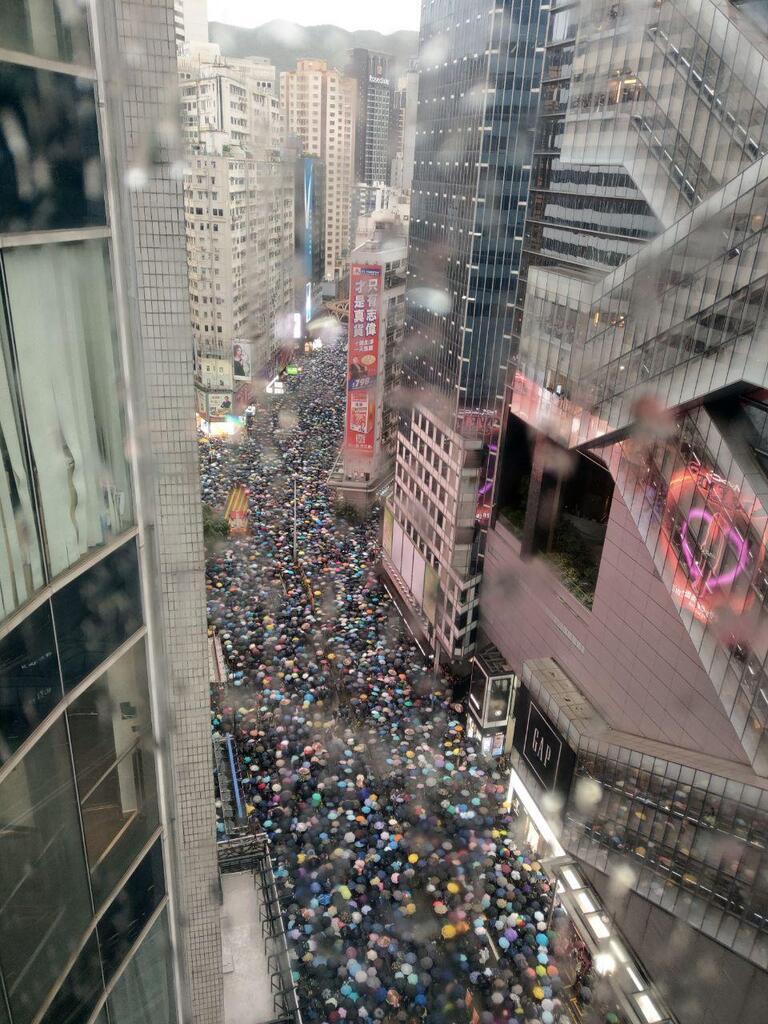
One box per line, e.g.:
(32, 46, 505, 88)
(174, 0, 208, 47)
(180, 46, 294, 417)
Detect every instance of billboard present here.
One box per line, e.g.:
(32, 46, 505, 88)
(224, 485, 249, 535)
(196, 390, 232, 418)
(345, 264, 381, 457)
(383, 505, 394, 555)
(233, 341, 252, 380)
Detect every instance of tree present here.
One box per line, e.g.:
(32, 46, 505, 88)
(203, 503, 229, 542)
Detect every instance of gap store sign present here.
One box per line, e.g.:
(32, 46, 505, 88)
(512, 685, 576, 801)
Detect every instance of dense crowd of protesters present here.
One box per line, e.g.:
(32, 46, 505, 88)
(205, 349, 576, 1024)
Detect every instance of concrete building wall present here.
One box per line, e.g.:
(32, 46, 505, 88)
(482, 493, 751, 764)
(181, 52, 293, 392)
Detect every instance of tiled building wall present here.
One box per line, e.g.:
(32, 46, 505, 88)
(97, 2, 223, 1022)
(482, 488, 751, 763)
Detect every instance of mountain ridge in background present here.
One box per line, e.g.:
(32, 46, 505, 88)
(209, 19, 419, 78)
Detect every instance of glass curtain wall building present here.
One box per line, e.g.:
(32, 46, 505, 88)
(480, 1, 768, 1019)
(381, 0, 548, 663)
(0, 3, 221, 1024)
(349, 48, 394, 189)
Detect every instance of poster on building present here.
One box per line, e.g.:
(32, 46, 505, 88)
(198, 390, 233, 418)
(224, 484, 249, 535)
(233, 382, 253, 415)
(345, 264, 381, 457)
(383, 505, 394, 556)
(423, 563, 439, 625)
(233, 340, 252, 380)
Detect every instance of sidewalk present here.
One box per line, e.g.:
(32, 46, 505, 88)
(221, 871, 278, 1024)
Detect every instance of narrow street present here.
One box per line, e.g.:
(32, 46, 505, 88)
(205, 348, 567, 1024)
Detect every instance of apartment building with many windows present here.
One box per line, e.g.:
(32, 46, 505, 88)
(180, 45, 293, 417)
(280, 59, 356, 283)
(0, 2, 222, 1024)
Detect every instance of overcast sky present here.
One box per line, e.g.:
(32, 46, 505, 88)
(208, 1, 421, 34)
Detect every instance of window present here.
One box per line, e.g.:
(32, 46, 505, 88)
(3, 239, 134, 578)
(39, 933, 104, 1024)
(67, 638, 159, 904)
(0, 63, 104, 231)
(0, 2, 91, 65)
(0, 716, 92, 1024)
(0, 267, 44, 620)
(97, 838, 166, 982)
(52, 539, 143, 691)
(488, 675, 511, 722)
(0, 601, 61, 761)
(107, 909, 177, 1024)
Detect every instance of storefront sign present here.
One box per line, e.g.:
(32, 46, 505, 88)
(345, 264, 381, 457)
(523, 702, 562, 790)
(512, 685, 576, 801)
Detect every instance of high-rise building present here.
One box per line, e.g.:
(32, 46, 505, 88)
(280, 59, 356, 282)
(288, 137, 326, 333)
(353, 183, 411, 249)
(179, 46, 279, 152)
(478, 0, 768, 1019)
(348, 48, 394, 188)
(390, 61, 419, 192)
(180, 45, 294, 418)
(381, 0, 548, 663)
(330, 216, 408, 509)
(174, 0, 208, 47)
(0, 2, 221, 1024)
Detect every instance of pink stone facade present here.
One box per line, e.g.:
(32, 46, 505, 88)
(482, 491, 751, 764)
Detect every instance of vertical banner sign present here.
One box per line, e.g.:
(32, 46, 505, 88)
(224, 485, 249, 535)
(346, 264, 382, 457)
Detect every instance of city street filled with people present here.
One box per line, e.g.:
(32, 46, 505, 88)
(204, 347, 576, 1024)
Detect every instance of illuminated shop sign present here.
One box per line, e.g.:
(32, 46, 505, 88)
(512, 685, 576, 803)
(657, 458, 765, 624)
(523, 702, 562, 791)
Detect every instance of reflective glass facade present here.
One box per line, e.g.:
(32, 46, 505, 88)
(565, 741, 768, 969)
(489, 0, 768, 989)
(0, 237, 135, 620)
(0, 63, 105, 232)
(404, 0, 547, 414)
(0, 2, 91, 64)
(0, 6, 183, 1024)
(349, 49, 393, 187)
(387, 0, 549, 661)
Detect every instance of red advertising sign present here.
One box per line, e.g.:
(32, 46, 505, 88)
(345, 264, 381, 458)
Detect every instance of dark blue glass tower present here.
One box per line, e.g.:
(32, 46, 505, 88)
(383, 0, 548, 663)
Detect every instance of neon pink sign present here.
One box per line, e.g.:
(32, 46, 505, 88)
(679, 507, 749, 592)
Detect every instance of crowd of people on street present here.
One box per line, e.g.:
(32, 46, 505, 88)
(204, 348, 577, 1024)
